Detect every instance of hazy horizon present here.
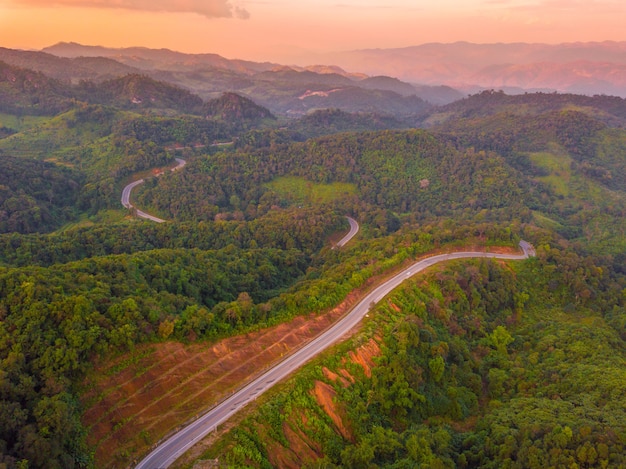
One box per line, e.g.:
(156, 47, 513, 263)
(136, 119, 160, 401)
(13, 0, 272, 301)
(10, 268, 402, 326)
(1, 0, 625, 64)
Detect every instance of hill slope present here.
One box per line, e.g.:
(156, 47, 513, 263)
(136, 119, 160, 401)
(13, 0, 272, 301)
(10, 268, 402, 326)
(0, 155, 82, 233)
(0, 60, 75, 115)
(75, 74, 204, 113)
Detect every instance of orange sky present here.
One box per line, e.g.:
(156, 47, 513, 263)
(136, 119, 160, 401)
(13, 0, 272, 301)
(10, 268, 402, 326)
(1, 0, 625, 63)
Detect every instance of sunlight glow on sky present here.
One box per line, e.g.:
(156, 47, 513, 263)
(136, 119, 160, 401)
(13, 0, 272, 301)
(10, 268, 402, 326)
(0, 0, 624, 62)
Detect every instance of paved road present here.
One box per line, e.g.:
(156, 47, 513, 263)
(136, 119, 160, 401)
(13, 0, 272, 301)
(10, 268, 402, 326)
(135, 241, 534, 469)
(335, 216, 360, 248)
(121, 158, 186, 223)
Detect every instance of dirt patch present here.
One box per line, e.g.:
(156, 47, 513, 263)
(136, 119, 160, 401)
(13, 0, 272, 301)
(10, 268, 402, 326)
(339, 369, 356, 383)
(347, 339, 381, 378)
(483, 245, 520, 254)
(322, 367, 351, 387)
(254, 415, 324, 469)
(311, 381, 352, 441)
(264, 439, 299, 469)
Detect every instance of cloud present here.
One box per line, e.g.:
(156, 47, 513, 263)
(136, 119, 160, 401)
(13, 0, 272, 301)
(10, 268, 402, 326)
(234, 5, 250, 18)
(9, 0, 250, 19)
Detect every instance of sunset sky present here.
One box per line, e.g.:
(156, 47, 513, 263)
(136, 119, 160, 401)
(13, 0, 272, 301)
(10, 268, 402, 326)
(1, 0, 625, 63)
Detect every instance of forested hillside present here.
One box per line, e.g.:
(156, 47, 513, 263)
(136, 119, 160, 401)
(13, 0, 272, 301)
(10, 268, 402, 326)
(425, 90, 626, 126)
(0, 209, 350, 468)
(74, 74, 205, 114)
(204, 235, 626, 468)
(0, 60, 75, 115)
(0, 155, 82, 233)
(430, 100, 626, 254)
(0, 86, 278, 227)
(0, 60, 625, 469)
(0, 62, 204, 116)
(289, 108, 408, 139)
(134, 130, 539, 234)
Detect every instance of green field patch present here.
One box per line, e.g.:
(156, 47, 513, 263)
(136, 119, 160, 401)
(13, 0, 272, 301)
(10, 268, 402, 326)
(532, 211, 563, 231)
(0, 112, 49, 132)
(56, 209, 130, 233)
(529, 148, 626, 252)
(0, 110, 105, 160)
(528, 150, 572, 197)
(530, 145, 622, 208)
(265, 176, 357, 206)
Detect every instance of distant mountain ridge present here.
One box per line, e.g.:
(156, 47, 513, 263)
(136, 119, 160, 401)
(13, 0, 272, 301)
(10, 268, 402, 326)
(41, 41, 626, 98)
(324, 41, 626, 97)
(422, 89, 626, 128)
(4, 41, 625, 117)
(0, 47, 140, 83)
(32, 43, 455, 114)
(42, 42, 276, 74)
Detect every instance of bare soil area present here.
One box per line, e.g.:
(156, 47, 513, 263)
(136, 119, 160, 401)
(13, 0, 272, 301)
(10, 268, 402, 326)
(311, 380, 352, 440)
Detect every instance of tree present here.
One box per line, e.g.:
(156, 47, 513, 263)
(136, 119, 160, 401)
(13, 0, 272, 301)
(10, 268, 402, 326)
(489, 325, 514, 355)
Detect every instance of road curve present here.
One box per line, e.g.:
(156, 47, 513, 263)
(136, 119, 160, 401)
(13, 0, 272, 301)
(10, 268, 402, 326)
(335, 216, 360, 248)
(121, 158, 186, 223)
(136, 241, 534, 469)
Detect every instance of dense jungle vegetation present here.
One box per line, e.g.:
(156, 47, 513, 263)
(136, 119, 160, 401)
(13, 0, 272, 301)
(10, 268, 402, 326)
(0, 65, 625, 469)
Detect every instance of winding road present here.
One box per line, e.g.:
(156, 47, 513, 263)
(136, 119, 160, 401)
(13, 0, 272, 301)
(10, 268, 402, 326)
(121, 158, 187, 223)
(136, 240, 534, 469)
(121, 162, 360, 252)
(335, 216, 360, 248)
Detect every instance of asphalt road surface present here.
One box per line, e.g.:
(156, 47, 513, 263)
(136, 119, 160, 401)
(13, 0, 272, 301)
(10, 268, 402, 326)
(121, 158, 186, 223)
(335, 216, 360, 248)
(135, 241, 534, 469)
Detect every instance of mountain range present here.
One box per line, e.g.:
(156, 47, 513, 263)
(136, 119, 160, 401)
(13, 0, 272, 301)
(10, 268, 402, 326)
(0, 44, 439, 116)
(47, 41, 626, 98)
(324, 41, 626, 97)
(2, 41, 624, 117)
